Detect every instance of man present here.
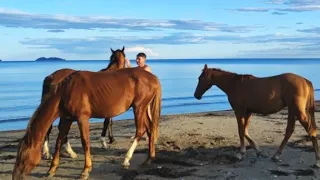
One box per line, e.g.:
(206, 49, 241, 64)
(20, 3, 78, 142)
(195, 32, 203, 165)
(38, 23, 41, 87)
(125, 52, 151, 73)
(126, 52, 152, 141)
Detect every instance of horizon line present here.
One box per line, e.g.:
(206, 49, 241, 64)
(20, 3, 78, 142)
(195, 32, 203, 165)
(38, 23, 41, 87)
(1, 58, 320, 62)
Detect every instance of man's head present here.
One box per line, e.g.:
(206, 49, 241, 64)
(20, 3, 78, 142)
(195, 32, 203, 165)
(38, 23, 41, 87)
(136, 52, 147, 67)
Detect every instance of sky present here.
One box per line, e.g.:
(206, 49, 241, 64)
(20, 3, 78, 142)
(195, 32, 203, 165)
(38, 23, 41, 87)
(0, 0, 320, 60)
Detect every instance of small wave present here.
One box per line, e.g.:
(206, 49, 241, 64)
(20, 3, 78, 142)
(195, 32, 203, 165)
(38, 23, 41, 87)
(162, 101, 228, 108)
(0, 100, 228, 124)
(0, 117, 29, 124)
(162, 94, 225, 101)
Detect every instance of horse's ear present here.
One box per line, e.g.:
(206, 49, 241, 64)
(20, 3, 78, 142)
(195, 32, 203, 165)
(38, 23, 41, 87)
(122, 46, 125, 52)
(110, 48, 115, 53)
(204, 64, 208, 70)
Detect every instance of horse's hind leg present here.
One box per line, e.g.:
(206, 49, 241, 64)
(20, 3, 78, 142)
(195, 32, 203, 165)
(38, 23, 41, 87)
(47, 118, 73, 177)
(243, 113, 265, 158)
(107, 118, 116, 143)
(122, 107, 146, 169)
(142, 106, 156, 166)
(296, 109, 320, 167)
(271, 110, 296, 162)
(61, 136, 78, 158)
(78, 115, 92, 180)
(42, 125, 53, 160)
(100, 118, 115, 149)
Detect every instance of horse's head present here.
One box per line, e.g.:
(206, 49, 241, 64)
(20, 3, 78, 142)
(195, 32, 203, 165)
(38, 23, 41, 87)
(194, 64, 214, 100)
(13, 135, 42, 180)
(103, 46, 126, 71)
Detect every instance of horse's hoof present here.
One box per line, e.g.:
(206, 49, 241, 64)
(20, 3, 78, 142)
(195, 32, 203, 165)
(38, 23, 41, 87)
(271, 155, 282, 162)
(100, 137, 109, 149)
(42, 154, 53, 160)
(312, 160, 320, 168)
(257, 151, 268, 159)
(122, 162, 130, 169)
(80, 172, 89, 180)
(70, 153, 78, 159)
(47, 171, 55, 177)
(141, 158, 153, 167)
(109, 138, 116, 144)
(235, 152, 246, 160)
(101, 141, 108, 149)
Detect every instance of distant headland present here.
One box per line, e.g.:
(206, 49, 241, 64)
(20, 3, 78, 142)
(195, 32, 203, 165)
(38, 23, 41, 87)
(35, 57, 66, 61)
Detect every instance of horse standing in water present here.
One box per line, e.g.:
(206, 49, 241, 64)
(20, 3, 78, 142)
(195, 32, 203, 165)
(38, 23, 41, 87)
(42, 47, 126, 160)
(194, 64, 320, 167)
(13, 67, 162, 180)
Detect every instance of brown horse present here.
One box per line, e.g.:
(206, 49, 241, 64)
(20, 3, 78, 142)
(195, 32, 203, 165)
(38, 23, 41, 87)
(42, 47, 126, 160)
(13, 67, 162, 180)
(194, 64, 320, 167)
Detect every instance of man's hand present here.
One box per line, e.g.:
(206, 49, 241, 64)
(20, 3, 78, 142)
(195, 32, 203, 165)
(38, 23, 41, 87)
(125, 58, 131, 68)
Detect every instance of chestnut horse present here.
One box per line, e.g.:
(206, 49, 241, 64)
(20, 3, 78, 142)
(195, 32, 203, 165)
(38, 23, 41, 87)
(194, 64, 320, 167)
(13, 67, 162, 180)
(42, 47, 126, 160)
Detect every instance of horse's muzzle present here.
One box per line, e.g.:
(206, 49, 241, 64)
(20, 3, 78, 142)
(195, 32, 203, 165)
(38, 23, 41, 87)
(194, 93, 202, 100)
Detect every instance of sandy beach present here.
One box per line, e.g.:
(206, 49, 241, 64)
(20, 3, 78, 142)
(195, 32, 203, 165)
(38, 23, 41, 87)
(2, 102, 320, 180)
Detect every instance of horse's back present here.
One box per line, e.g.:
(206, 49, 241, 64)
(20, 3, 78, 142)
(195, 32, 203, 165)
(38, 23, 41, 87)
(48, 68, 76, 84)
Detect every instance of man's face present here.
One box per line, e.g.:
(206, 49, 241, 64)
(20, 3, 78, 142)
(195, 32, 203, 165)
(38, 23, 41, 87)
(136, 56, 146, 67)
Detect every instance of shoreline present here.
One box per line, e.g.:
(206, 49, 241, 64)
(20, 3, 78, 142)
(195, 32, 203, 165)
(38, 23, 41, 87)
(2, 99, 320, 134)
(0, 109, 234, 134)
(1, 102, 320, 179)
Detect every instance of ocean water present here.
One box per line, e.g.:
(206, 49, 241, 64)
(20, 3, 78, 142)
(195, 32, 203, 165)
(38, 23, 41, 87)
(0, 59, 320, 131)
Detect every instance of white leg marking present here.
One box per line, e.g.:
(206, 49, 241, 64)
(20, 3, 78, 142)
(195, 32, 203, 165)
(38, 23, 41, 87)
(100, 136, 108, 149)
(42, 140, 52, 159)
(123, 138, 139, 167)
(63, 140, 77, 158)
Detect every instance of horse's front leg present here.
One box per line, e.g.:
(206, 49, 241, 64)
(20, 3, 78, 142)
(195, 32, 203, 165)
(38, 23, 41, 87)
(234, 111, 247, 160)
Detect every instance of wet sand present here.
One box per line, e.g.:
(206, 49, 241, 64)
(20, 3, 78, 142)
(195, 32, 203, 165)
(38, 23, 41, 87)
(2, 102, 320, 180)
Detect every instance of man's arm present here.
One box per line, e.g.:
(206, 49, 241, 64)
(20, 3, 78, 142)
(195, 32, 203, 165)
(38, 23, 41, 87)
(125, 58, 132, 68)
(144, 66, 151, 73)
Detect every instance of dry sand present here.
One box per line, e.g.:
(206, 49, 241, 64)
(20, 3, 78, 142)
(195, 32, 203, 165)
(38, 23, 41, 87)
(2, 102, 320, 180)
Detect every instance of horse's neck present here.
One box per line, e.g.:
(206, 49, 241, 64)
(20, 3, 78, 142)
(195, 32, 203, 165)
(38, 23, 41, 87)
(212, 71, 235, 94)
(105, 62, 124, 71)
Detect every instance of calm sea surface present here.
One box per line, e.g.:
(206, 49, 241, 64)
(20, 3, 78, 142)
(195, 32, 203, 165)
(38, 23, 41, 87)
(1, 59, 320, 131)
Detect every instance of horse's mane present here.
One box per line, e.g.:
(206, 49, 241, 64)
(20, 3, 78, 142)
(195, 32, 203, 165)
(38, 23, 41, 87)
(99, 50, 124, 72)
(208, 68, 257, 82)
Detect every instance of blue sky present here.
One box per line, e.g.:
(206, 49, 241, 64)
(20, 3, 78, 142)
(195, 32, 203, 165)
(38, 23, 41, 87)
(0, 0, 319, 60)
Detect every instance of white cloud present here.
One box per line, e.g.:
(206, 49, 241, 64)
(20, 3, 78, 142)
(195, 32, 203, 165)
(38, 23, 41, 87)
(126, 46, 159, 57)
(0, 7, 255, 33)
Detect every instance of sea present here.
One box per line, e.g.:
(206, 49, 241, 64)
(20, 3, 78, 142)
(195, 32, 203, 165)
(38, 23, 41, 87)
(1, 59, 320, 132)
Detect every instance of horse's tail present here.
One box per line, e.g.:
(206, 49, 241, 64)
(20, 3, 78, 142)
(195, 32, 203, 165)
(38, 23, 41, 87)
(306, 79, 317, 137)
(28, 72, 75, 132)
(13, 88, 62, 179)
(41, 69, 75, 102)
(148, 84, 162, 143)
(41, 70, 75, 145)
(41, 75, 54, 103)
(50, 71, 78, 95)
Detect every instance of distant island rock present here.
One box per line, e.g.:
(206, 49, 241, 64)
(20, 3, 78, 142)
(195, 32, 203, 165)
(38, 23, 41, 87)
(35, 57, 66, 61)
